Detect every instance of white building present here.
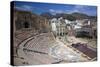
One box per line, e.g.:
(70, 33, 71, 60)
(50, 17, 67, 36)
(50, 18, 57, 32)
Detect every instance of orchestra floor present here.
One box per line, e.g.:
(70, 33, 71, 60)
(13, 32, 97, 66)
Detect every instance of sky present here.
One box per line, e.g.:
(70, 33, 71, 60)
(13, 1, 97, 16)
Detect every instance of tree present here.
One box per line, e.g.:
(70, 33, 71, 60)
(66, 15, 76, 21)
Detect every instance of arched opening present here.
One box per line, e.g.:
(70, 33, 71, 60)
(24, 21, 30, 28)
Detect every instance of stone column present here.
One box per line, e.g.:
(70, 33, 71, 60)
(62, 27, 63, 36)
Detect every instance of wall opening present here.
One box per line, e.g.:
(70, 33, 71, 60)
(24, 21, 30, 28)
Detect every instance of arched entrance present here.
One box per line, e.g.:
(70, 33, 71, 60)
(23, 21, 30, 28)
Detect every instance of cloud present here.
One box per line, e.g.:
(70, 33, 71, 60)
(70, 5, 86, 13)
(75, 5, 97, 16)
(15, 5, 34, 11)
(49, 9, 65, 15)
(66, 5, 97, 16)
(49, 9, 55, 12)
(66, 9, 80, 14)
(74, 5, 85, 9)
(21, 5, 33, 11)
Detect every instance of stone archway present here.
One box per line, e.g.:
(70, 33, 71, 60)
(23, 21, 30, 28)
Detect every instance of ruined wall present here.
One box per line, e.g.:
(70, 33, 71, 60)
(13, 9, 50, 34)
